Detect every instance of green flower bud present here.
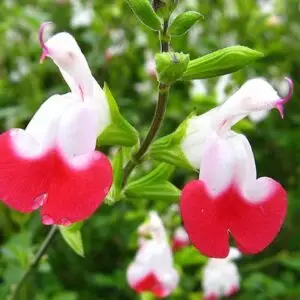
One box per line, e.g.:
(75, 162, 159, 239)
(155, 52, 190, 84)
(182, 46, 264, 80)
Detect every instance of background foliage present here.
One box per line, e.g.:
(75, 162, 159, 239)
(0, 0, 300, 299)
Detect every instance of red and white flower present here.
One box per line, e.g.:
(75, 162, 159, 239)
(127, 211, 179, 297)
(180, 78, 293, 257)
(203, 247, 241, 299)
(172, 226, 190, 251)
(0, 23, 113, 225)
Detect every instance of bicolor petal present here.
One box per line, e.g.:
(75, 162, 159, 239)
(127, 212, 179, 297)
(181, 177, 286, 258)
(40, 149, 112, 225)
(0, 91, 113, 225)
(214, 77, 293, 132)
(0, 129, 54, 213)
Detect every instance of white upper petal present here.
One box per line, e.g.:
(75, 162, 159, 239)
(214, 78, 280, 132)
(25, 93, 76, 151)
(45, 32, 94, 100)
(227, 133, 257, 194)
(43, 30, 111, 135)
(181, 108, 218, 169)
(56, 100, 98, 158)
(199, 133, 235, 197)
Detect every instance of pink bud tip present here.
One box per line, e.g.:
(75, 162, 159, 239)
(39, 21, 53, 63)
(276, 77, 294, 119)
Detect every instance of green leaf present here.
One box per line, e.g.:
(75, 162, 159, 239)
(280, 254, 300, 271)
(168, 11, 203, 36)
(140, 292, 156, 300)
(149, 114, 195, 170)
(175, 246, 208, 267)
(59, 226, 84, 257)
(125, 163, 180, 202)
(126, 0, 162, 31)
(98, 84, 139, 147)
(155, 52, 190, 84)
(182, 46, 264, 80)
(105, 148, 124, 205)
(153, 0, 178, 19)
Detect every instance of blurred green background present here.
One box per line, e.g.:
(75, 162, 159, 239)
(1, 0, 300, 299)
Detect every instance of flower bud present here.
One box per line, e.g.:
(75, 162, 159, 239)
(155, 52, 190, 84)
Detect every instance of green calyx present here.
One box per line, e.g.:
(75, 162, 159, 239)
(155, 52, 190, 84)
(149, 114, 195, 170)
(98, 84, 139, 147)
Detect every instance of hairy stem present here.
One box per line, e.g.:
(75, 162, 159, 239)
(122, 20, 170, 185)
(10, 225, 58, 300)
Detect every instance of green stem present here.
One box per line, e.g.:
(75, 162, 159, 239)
(10, 225, 58, 300)
(122, 20, 170, 185)
(241, 253, 283, 273)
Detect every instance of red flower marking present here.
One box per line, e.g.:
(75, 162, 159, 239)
(180, 180, 286, 258)
(131, 272, 166, 298)
(0, 130, 112, 225)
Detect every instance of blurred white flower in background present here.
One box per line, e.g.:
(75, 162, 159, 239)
(127, 211, 179, 298)
(144, 51, 156, 80)
(257, 0, 275, 14)
(135, 81, 153, 94)
(172, 226, 190, 251)
(9, 57, 30, 82)
(202, 247, 241, 300)
(189, 79, 207, 98)
(70, 0, 94, 29)
(135, 29, 148, 47)
(105, 29, 128, 60)
(215, 74, 232, 104)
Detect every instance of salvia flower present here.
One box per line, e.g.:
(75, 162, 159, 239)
(0, 23, 113, 225)
(180, 78, 293, 257)
(127, 211, 179, 297)
(203, 247, 241, 300)
(172, 226, 190, 251)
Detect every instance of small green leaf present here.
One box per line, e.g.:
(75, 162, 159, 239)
(150, 114, 195, 170)
(153, 0, 178, 19)
(140, 292, 156, 300)
(59, 226, 84, 257)
(125, 163, 180, 202)
(98, 84, 139, 147)
(168, 11, 203, 36)
(175, 246, 208, 266)
(182, 46, 264, 80)
(126, 0, 162, 31)
(155, 52, 190, 84)
(105, 148, 124, 205)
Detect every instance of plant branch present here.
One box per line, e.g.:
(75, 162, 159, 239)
(10, 225, 58, 300)
(122, 19, 170, 185)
